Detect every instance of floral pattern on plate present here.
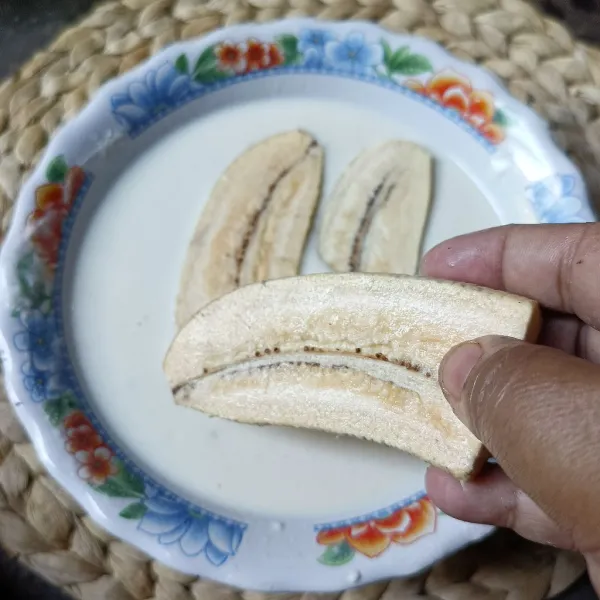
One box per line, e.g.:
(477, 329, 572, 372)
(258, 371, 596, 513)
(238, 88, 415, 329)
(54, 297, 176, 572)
(138, 490, 245, 564)
(110, 28, 509, 145)
(527, 174, 587, 223)
(316, 497, 437, 565)
(11, 156, 247, 567)
(26, 157, 85, 272)
(405, 70, 506, 144)
(111, 64, 195, 132)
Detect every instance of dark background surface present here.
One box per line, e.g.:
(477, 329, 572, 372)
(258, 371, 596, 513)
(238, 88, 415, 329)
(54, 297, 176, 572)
(0, 1, 599, 599)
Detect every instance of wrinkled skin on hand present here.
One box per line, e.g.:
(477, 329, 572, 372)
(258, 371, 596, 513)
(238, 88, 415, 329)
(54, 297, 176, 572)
(420, 223, 600, 593)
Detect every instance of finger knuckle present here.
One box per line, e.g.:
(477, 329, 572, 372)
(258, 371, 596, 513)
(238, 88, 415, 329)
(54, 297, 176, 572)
(559, 223, 600, 321)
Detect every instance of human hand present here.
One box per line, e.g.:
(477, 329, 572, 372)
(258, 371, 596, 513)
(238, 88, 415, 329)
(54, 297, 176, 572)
(420, 223, 600, 592)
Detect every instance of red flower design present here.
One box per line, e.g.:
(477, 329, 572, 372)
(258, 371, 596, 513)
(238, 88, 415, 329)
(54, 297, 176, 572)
(405, 70, 505, 144)
(316, 498, 436, 558)
(30, 209, 65, 270)
(267, 44, 284, 69)
(30, 184, 64, 222)
(64, 165, 85, 204)
(245, 39, 269, 71)
(63, 410, 103, 455)
(64, 411, 91, 430)
(28, 166, 86, 270)
(75, 446, 117, 485)
(214, 39, 285, 75)
(65, 424, 102, 454)
(215, 43, 246, 73)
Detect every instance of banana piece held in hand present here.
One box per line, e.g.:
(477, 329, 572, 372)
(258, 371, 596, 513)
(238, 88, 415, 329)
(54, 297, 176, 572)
(175, 130, 324, 327)
(164, 273, 541, 480)
(319, 140, 432, 275)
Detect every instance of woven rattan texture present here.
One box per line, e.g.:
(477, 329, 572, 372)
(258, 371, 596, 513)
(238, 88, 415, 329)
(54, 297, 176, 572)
(0, 0, 596, 598)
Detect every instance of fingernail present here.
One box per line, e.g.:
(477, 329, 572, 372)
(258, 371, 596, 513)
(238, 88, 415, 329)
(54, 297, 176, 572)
(440, 342, 483, 403)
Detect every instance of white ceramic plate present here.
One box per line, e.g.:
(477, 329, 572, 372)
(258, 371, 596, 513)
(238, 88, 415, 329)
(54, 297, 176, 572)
(0, 18, 593, 592)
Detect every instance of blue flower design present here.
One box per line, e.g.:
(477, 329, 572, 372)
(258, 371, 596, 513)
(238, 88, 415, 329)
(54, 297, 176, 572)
(111, 63, 193, 132)
(324, 32, 383, 72)
(527, 175, 587, 224)
(298, 29, 334, 53)
(13, 310, 58, 370)
(138, 494, 245, 566)
(21, 361, 66, 402)
(298, 29, 334, 69)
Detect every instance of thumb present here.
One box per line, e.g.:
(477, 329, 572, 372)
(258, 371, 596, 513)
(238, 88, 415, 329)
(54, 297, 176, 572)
(440, 336, 600, 552)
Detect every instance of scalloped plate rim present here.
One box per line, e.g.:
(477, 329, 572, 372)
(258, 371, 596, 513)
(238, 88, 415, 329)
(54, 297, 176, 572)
(0, 17, 591, 592)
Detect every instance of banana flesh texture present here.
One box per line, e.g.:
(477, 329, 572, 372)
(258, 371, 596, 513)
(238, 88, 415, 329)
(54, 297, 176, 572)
(319, 140, 432, 275)
(164, 273, 541, 479)
(175, 130, 323, 328)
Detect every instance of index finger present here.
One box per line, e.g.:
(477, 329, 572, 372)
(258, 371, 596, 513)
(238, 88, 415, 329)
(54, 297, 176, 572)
(421, 223, 600, 329)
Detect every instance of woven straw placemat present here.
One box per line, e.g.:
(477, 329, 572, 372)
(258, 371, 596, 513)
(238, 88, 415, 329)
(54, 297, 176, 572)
(0, 0, 598, 598)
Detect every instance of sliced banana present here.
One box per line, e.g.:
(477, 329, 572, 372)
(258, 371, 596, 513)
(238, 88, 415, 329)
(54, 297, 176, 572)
(174, 354, 467, 476)
(175, 130, 323, 328)
(319, 140, 432, 274)
(164, 273, 541, 479)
